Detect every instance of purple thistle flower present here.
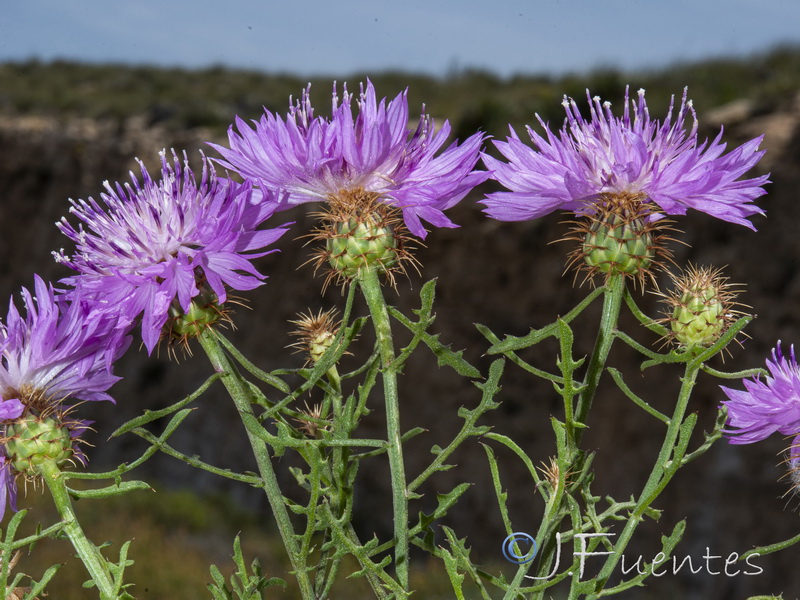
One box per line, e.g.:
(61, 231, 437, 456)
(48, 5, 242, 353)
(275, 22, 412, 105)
(0, 275, 128, 519)
(55, 151, 290, 353)
(721, 342, 800, 458)
(482, 87, 769, 228)
(210, 81, 488, 239)
(0, 276, 127, 406)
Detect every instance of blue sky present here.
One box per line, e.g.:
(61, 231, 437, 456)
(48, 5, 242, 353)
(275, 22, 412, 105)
(1, 0, 799, 77)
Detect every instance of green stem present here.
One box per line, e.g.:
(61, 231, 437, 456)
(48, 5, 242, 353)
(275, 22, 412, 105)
(741, 531, 800, 560)
(197, 329, 314, 599)
(39, 459, 121, 600)
(502, 280, 626, 599)
(591, 362, 700, 593)
(574, 274, 625, 445)
(315, 365, 350, 598)
(357, 267, 410, 590)
(518, 430, 576, 598)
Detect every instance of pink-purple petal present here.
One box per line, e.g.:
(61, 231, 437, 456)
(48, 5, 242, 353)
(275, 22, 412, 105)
(482, 87, 769, 227)
(722, 342, 800, 446)
(0, 276, 128, 520)
(55, 151, 289, 354)
(211, 80, 488, 239)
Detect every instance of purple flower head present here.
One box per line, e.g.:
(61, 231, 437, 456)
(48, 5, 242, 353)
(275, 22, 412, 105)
(55, 150, 290, 353)
(0, 276, 127, 407)
(0, 275, 128, 520)
(482, 87, 769, 228)
(721, 342, 800, 459)
(210, 81, 488, 239)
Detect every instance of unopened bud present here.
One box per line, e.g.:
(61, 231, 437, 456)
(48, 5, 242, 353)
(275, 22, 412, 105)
(660, 265, 743, 350)
(288, 309, 341, 365)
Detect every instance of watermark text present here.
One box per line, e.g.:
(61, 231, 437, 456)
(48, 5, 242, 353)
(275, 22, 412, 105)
(501, 532, 763, 580)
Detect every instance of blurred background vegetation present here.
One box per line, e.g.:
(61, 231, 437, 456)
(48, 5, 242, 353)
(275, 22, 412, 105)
(1, 46, 799, 598)
(1, 43, 799, 138)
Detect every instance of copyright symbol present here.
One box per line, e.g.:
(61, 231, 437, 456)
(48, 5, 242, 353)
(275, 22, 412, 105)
(502, 532, 538, 564)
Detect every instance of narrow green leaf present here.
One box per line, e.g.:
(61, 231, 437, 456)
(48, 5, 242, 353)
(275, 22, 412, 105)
(66, 480, 152, 499)
(110, 374, 220, 437)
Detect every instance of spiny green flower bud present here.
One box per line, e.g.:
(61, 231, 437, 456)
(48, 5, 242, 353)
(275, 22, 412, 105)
(308, 189, 416, 289)
(672, 283, 725, 347)
(326, 213, 398, 279)
(4, 415, 73, 477)
(660, 265, 742, 350)
(169, 298, 223, 339)
(288, 309, 341, 364)
(565, 192, 674, 289)
(162, 290, 233, 355)
(293, 402, 327, 439)
(309, 331, 335, 363)
(583, 211, 652, 275)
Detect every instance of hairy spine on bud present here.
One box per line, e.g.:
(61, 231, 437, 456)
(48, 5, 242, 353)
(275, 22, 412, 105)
(293, 402, 328, 439)
(561, 192, 676, 289)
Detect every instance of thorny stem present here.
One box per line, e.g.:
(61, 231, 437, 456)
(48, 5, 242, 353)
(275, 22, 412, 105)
(314, 365, 350, 598)
(574, 274, 625, 445)
(358, 266, 410, 590)
(198, 329, 314, 599)
(39, 459, 124, 600)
